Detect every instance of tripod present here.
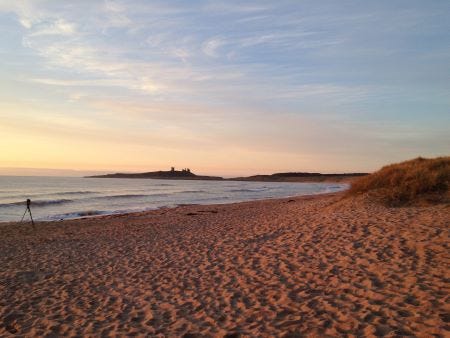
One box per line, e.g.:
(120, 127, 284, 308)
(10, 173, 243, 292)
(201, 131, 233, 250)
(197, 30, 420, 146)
(20, 199, 35, 229)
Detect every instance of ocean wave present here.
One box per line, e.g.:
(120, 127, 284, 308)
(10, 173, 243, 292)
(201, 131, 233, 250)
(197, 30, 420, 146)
(55, 191, 95, 196)
(193, 196, 230, 202)
(107, 194, 149, 199)
(28, 199, 73, 206)
(51, 210, 106, 220)
(179, 190, 207, 194)
(327, 184, 347, 190)
(229, 188, 266, 193)
(0, 198, 73, 207)
(90, 193, 170, 200)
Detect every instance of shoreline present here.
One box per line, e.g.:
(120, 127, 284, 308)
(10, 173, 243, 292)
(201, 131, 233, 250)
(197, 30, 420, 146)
(1, 193, 337, 230)
(0, 188, 347, 225)
(1, 192, 448, 336)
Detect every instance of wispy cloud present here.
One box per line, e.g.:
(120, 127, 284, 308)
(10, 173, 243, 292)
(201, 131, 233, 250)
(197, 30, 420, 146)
(202, 37, 226, 57)
(0, 0, 449, 173)
(29, 18, 75, 36)
(102, 0, 132, 29)
(202, 2, 271, 14)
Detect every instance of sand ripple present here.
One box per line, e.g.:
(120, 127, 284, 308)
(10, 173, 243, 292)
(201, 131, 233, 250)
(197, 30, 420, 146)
(0, 194, 449, 336)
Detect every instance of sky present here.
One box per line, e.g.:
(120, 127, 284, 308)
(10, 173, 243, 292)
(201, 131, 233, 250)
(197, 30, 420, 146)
(0, 0, 449, 176)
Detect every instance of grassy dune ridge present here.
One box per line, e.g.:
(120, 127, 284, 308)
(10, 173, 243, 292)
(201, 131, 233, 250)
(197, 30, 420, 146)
(348, 156, 450, 206)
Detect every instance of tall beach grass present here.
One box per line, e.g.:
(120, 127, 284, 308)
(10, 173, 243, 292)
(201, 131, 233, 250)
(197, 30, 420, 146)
(348, 157, 449, 206)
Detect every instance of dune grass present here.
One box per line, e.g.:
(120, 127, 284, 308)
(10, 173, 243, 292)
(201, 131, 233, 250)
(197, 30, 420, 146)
(348, 157, 450, 206)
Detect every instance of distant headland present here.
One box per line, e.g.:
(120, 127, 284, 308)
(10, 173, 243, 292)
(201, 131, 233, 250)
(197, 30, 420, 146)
(86, 167, 367, 182)
(86, 167, 223, 180)
(229, 172, 368, 183)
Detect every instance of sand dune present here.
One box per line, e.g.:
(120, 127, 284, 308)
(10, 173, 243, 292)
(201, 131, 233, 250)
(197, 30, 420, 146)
(0, 193, 449, 336)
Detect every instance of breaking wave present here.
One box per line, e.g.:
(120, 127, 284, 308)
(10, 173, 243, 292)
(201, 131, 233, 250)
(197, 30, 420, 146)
(179, 190, 207, 194)
(98, 193, 169, 200)
(229, 188, 268, 193)
(51, 210, 106, 220)
(55, 191, 95, 196)
(0, 199, 73, 207)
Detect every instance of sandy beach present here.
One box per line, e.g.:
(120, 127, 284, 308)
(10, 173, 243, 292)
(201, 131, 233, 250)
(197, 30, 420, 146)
(0, 192, 449, 337)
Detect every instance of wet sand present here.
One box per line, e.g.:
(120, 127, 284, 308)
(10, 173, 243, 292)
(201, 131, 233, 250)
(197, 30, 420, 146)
(0, 193, 449, 337)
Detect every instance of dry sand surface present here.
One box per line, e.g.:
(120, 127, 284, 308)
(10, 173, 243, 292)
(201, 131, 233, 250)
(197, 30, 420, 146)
(0, 193, 449, 337)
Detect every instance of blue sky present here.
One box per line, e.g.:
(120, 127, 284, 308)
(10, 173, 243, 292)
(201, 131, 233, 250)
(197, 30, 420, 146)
(0, 0, 449, 175)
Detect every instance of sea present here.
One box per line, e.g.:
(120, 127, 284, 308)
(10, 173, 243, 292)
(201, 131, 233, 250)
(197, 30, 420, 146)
(0, 176, 348, 223)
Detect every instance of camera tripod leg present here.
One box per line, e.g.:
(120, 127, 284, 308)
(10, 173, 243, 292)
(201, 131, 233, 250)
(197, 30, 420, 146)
(20, 208, 27, 223)
(28, 208, 35, 229)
